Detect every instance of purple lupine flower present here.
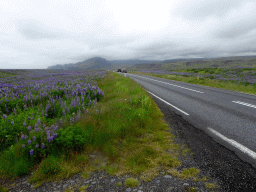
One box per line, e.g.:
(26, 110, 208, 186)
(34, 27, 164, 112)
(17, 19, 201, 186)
(43, 124, 45, 128)
(22, 144, 25, 148)
(35, 128, 39, 132)
(24, 135, 28, 139)
(35, 143, 39, 148)
(30, 149, 34, 155)
(53, 133, 58, 139)
(21, 134, 25, 140)
(41, 143, 45, 149)
(93, 100, 96, 106)
(45, 127, 49, 132)
(28, 126, 31, 131)
(28, 140, 31, 144)
(54, 126, 58, 131)
(37, 118, 40, 126)
(23, 121, 26, 127)
(11, 119, 14, 125)
(27, 117, 30, 120)
(32, 136, 36, 141)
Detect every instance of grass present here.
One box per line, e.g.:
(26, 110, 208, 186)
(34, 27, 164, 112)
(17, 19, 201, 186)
(0, 71, 218, 191)
(129, 69, 256, 95)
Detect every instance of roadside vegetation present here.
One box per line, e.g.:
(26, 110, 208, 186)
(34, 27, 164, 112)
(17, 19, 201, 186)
(0, 70, 219, 191)
(129, 67, 256, 95)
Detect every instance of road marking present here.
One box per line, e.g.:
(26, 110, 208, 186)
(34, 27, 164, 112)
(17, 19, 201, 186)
(147, 91, 190, 115)
(207, 127, 256, 160)
(128, 73, 204, 93)
(232, 101, 256, 108)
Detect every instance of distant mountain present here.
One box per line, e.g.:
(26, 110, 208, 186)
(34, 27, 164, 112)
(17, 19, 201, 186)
(47, 57, 112, 70)
(109, 59, 162, 65)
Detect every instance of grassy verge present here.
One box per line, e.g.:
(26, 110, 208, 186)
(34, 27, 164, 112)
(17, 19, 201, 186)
(0, 71, 219, 191)
(129, 70, 256, 95)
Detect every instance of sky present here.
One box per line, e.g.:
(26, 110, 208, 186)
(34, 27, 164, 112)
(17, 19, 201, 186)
(1, 0, 256, 69)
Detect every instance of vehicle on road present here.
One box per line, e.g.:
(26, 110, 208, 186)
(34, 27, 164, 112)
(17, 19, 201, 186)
(121, 68, 127, 73)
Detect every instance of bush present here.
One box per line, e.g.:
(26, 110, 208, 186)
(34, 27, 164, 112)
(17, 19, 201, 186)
(55, 125, 87, 152)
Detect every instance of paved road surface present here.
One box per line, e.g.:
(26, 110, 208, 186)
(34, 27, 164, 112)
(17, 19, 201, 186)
(118, 72, 256, 191)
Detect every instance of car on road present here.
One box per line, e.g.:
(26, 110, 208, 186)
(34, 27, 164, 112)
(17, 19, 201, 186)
(121, 68, 127, 73)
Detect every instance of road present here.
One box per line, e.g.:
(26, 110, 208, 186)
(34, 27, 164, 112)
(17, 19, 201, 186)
(119, 72, 256, 191)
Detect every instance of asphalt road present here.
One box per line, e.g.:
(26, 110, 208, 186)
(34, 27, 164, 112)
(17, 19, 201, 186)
(118, 72, 256, 191)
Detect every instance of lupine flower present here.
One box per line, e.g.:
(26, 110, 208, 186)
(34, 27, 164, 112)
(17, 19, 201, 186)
(21, 134, 25, 140)
(32, 136, 36, 141)
(28, 140, 31, 144)
(37, 118, 40, 126)
(27, 117, 30, 120)
(35, 128, 39, 132)
(3, 114, 7, 119)
(35, 143, 39, 148)
(43, 124, 45, 128)
(23, 121, 26, 127)
(53, 126, 58, 131)
(11, 119, 14, 125)
(30, 149, 34, 155)
(28, 126, 31, 131)
(22, 144, 25, 148)
(41, 143, 45, 149)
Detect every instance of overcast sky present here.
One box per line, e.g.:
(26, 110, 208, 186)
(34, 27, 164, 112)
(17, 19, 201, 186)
(1, 0, 256, 69)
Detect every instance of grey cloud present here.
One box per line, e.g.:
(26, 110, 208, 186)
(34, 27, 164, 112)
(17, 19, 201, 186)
(214, 20, 256, 39)
(16, 20, 61, 40)
(172, 0, 245, 20)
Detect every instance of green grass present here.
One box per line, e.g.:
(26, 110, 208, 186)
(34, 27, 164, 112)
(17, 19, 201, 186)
(0, 71, 218, 190)
(129, 69, 256, 95)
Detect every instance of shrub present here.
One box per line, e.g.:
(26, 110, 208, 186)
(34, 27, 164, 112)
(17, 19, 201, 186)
(55, 125, 86, 153)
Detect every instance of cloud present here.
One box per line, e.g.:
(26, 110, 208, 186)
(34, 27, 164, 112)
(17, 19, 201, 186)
(0, 0, 256, 69)
(170, 0, 246, 20)
(16, 20, 61, 40)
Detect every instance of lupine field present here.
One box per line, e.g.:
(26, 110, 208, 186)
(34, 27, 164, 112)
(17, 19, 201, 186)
(140, 67, 256, 86)
(0, 69, 105, 163)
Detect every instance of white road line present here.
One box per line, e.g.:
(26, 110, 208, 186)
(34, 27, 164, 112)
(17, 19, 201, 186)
(128, 73, 204, 93)
(207, 127, 256, 160)
(232, 101, 256, 108)
(147, 91, 190, 115)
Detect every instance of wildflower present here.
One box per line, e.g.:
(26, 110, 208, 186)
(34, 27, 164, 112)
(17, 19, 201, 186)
(45, 127, 49, 132)
(11, 119, 14, 125)
(35, 128, 39, 132)
(27, 117, 30, 120)
(43, 124, 45, 128)
(32, 136, 36, 141)
(35, 143, 39, 148)
(22, 144, 25, 148)
(41, 143, 45, 149)
(23, 121, 26, 127)
(30, 149, 34, 155)
(28, 140, 31, 145)
(37, 118, 40, 126)
(21, 134, 25, 140)
(3, 114, 7, 120)
(28, 126, 31, 131)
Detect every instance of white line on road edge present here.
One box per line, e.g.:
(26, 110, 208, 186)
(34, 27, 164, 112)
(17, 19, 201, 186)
(128, 73, 204, 93)
(232, 101, 256, 108)
(207, 127, 256, 160)
(147, 91, 190, 116)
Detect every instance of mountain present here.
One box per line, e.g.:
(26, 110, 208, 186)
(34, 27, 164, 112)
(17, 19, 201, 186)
(47, 57, 112, 70)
